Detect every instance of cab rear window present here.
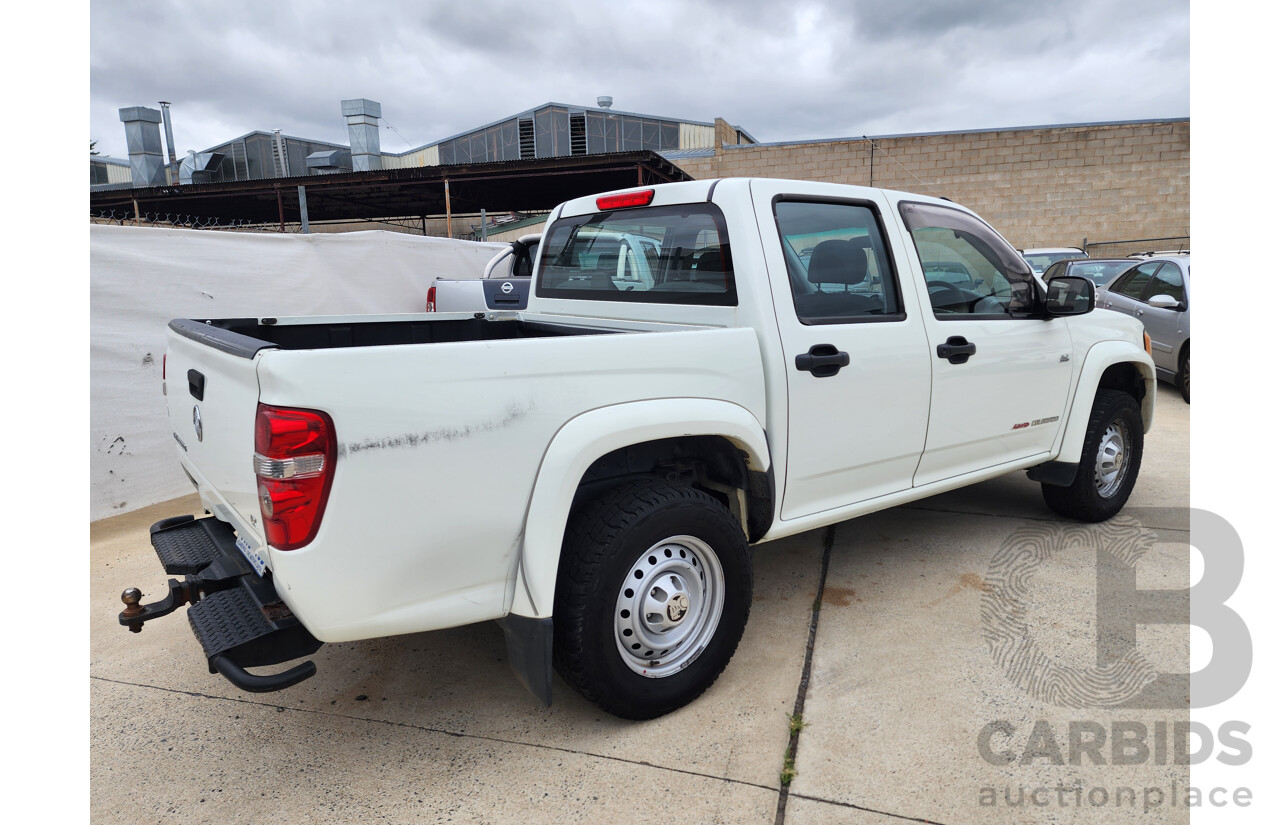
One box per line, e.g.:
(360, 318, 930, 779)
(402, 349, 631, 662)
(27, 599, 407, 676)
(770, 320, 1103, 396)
(535, 204, 736, 306)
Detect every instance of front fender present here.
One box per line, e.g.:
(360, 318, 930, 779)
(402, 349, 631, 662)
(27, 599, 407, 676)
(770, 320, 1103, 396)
(1054, 341, 1156, 465)
(509, 398, 770, 620)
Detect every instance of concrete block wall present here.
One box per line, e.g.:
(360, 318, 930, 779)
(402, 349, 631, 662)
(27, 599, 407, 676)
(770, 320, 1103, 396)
(671, 119, 1189, 250)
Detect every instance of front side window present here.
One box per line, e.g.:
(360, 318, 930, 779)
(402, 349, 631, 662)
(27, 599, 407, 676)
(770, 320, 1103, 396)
(535, 204, 735, 305)
(899, 201, 1037, 317)
(773, 200, 902, 323)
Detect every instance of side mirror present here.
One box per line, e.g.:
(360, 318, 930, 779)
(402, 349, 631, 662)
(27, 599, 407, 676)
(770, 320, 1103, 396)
(1044, 275, 1095, 316)
(1147, 293, 1185, 311)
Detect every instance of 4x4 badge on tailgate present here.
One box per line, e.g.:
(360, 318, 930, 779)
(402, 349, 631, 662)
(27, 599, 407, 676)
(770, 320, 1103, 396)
(192, 405, 203, 442)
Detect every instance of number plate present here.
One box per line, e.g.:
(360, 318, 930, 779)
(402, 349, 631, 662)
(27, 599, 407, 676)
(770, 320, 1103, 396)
(235, 535, 267, 577)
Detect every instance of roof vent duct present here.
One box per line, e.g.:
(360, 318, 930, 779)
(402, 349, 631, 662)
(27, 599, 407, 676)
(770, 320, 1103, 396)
(341, 98, 383, 172)
(179, 150, 224, 185)
(118, 106, 166, 187)
(306, 148, 352, 174)
(158, 101, 179, 181)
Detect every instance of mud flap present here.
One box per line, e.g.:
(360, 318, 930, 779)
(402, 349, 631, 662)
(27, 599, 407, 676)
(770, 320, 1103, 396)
(496, 615, 553, 707)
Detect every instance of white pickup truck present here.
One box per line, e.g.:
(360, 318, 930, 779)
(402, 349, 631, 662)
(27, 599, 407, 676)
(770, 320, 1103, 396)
(428, 233, 541, 313)
(428, 229, 665, 313)
(119, 178, 1156, 720)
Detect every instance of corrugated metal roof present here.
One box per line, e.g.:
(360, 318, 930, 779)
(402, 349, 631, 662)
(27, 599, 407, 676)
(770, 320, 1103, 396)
(89, 150, 692, 226)
(387, 102, 717, 159)
(660, 148, 717, 160)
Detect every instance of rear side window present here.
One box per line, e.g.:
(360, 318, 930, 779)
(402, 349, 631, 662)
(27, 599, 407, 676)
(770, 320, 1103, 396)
(511, 242, 538, 278)
(1147, 262, 1186, 303)
(1113, 262, 1161, 299)
(535, 204, 736, 305)
(773, 200, 903, 323)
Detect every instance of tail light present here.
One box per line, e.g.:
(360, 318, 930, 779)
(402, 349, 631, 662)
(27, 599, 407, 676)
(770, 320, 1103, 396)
(254, 403, 336, 551)
(426, 286, 436, 312)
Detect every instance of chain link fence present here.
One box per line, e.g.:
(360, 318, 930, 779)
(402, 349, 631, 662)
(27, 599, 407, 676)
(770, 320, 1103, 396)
(91, 209, 270, 231)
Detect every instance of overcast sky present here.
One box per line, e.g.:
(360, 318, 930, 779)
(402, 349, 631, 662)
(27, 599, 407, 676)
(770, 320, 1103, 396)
(89, 0, 1188, 160)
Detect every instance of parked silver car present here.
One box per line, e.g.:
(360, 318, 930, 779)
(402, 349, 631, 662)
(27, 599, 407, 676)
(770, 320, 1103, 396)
(1096, 254, 1190, 402)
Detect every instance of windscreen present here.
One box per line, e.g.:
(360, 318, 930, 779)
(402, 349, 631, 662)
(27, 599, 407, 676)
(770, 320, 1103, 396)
(535, 204, 737, 305)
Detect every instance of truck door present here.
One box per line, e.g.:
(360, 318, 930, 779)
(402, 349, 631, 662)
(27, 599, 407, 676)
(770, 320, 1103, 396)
(751, 181, 932, 520)
(894, 199, 1075, 486)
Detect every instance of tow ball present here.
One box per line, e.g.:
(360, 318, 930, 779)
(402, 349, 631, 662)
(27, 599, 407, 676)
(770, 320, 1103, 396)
(118, 579, 199, 633)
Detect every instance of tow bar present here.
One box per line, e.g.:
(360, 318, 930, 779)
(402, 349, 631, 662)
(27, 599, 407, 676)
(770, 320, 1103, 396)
(118, 515, 322, 693)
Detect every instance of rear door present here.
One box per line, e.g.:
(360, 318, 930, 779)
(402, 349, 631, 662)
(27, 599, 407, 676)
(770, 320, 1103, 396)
(893, 199, 1075, 486)
(750, 180, 933, 519)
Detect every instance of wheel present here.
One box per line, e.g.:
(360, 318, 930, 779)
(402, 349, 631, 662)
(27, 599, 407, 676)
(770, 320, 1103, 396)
(552, 479, 752, 719)
(1177, 345, 1190, 403)
(1041, 389, 1143, 522)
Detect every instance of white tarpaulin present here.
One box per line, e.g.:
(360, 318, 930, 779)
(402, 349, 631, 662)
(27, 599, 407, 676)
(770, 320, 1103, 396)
(91, 225, 503, 522)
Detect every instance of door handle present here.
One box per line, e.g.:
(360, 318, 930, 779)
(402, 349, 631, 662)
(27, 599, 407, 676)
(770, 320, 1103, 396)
(936, 336, 977, 365)
(1136, 309, 1144, 316)
(795, 344, 850, 377)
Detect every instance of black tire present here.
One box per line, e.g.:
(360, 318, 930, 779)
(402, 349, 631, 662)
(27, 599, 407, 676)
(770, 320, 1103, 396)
(1042, 389, 1144, 522)
(1177, 345, 1190, 403)
(552, 479, 752, 720)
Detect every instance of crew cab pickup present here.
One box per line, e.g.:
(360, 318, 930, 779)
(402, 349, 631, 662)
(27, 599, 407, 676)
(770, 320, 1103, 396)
(119, 179, 1156, 719)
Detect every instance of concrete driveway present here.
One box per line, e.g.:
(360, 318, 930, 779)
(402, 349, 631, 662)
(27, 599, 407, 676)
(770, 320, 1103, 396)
(90, 385, 1189, 824)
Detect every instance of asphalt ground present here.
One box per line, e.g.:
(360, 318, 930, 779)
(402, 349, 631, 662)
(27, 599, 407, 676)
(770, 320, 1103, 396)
(90, 383, 1189, 824)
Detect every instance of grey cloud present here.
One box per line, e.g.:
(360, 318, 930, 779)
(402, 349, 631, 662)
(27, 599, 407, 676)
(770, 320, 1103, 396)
(90, 0, 1188, 159)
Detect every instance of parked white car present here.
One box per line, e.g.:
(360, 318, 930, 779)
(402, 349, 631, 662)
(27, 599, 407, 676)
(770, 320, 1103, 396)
(1022, 246, 1087, 275)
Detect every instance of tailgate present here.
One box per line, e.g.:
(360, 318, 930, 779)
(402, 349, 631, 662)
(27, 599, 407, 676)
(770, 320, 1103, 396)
(165, 322, 270, 560)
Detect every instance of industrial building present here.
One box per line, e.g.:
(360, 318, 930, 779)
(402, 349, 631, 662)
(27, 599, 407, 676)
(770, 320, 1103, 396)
(93, 97, 745, 189)
(90, 96, 1188, 251)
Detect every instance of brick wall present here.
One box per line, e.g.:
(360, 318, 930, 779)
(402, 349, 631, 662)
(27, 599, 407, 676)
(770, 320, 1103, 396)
(671, 120, 1189, 250)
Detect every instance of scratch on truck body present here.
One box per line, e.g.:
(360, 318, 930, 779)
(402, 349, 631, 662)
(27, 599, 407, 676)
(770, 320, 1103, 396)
(339, 402, 533, 457)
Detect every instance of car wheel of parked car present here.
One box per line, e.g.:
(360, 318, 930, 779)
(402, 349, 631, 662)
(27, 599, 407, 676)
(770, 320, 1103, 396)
(1042, 389, 1144, 522)
(553, 479, 752, 720)
(1177, 345, 1190, 403)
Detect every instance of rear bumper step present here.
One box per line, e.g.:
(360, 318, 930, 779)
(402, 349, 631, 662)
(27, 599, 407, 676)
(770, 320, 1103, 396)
(119, 516, 322, 693)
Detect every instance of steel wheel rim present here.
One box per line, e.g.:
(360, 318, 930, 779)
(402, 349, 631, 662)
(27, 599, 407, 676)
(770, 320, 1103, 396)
(1094, 418, 1131, 498)
(614, 535, 725, 678)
